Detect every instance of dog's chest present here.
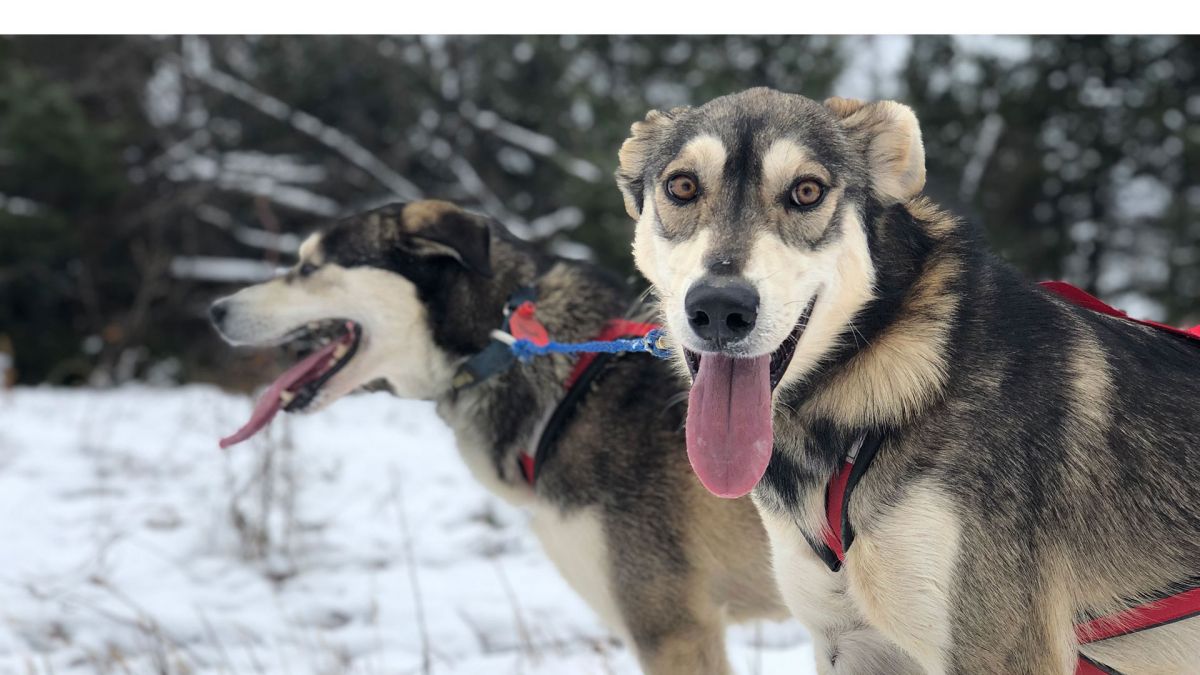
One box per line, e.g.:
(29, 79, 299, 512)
(752, 497, 852, 630)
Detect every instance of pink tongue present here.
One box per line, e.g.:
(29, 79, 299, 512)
(218, 339, 342, 449)
(685, 354, 774, 498)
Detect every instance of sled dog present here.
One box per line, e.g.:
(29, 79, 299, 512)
(210, 199, 786, 674)
(617, 87, 1200, 674)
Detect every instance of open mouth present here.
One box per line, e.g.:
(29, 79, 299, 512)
(682, 295, 816, 392)
(219, 320, 362, 449)
(683, 295, 817, 500)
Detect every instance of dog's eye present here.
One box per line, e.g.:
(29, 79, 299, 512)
(298, 262, 318, 277)
(666, 173, 700, 203)
(789, 179, 826, 208)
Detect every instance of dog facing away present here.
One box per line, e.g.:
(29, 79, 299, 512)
(208, 199, 786, 674)
(617, 87, 1200, 674)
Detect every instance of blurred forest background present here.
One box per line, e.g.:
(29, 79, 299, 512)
(0, 35, 1196, 387)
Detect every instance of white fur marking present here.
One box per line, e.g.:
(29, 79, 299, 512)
(530, 505, 627, 640)
(847, 484, 958, 673)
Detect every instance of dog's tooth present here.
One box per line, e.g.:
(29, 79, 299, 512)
(279, 390, 295, 405)
(332, 344, 349, 360)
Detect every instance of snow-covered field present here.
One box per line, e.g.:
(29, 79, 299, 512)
(0, 386, 812, 674)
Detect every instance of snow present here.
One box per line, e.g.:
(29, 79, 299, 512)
(0, 386, 812, 674)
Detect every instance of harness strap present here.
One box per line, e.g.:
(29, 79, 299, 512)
(519, 317, 660, 485)
(1040, 280, 1200, 673)
(1040, 281, 1200, 342)
(563, 319, 660, 389)
(817, 432, 885, 571)
(1078, 586, 1200, 644)
(1074, 585, 1200, 674)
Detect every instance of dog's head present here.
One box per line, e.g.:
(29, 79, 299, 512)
(616, 88, 926, 497)
(209, 200, 503, 447)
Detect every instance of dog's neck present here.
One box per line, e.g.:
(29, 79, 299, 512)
(777, 196, 971, 445)
(433, 246, 629, 499)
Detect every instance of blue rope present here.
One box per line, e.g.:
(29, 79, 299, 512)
(511, 328, 672, 361)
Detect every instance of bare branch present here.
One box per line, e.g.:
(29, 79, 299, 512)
(960, 113, 1005, 202)
(462, 104, 604, 183)
(179, 36, 423, 202)
(196, 204, 302, 255)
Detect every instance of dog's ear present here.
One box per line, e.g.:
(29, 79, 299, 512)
(401, 200, 494, 277)
(615, 106, 690, 219)
(824, 97, 926, 204)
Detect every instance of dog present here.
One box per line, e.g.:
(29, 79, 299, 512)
(208, 199, 786, 674)
(617, 87, 1200, 674)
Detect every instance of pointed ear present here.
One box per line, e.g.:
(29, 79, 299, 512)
(825, 97, 926, 204)
(401, 200, 493, 277)
(615, 106, 690, 219)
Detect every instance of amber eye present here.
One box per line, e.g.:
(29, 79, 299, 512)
(790, 179, 826, 208)
(666, 173, 700, 202)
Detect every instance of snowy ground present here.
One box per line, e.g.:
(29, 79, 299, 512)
(0, 386, 812, 674)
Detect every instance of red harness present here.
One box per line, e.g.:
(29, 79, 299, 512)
(515, 316, 660, 484)
(819, 282, 1200, 674)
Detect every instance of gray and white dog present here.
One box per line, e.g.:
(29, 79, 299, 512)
(617, 88, 1200, 674)
(209, 199, 785, 674)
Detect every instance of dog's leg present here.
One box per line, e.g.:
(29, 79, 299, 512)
(531, 504, 735, 674)
(609, 529, 738, 674)
(610, 544, 735, 675)
(628, 613, 732, 675)
(939, 571, 1076, 675)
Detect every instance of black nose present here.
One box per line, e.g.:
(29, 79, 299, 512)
(685, 278, 759, 345)
(208, 300, 228, 327)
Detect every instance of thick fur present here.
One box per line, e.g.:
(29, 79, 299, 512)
(211, 200, 786, 674)
(618, 88, 1200, 673)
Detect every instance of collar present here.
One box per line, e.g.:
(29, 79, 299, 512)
(451, 286, 538, 391)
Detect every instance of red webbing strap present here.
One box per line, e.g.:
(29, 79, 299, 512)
(822, 460, 853, 563)
(518, 452, 536, 484)
(521, 318, 660, 484)
(1074, 586, 1200, 674)
(1076, 586, 1200, 645)
(1040, 281, 1200, 342)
